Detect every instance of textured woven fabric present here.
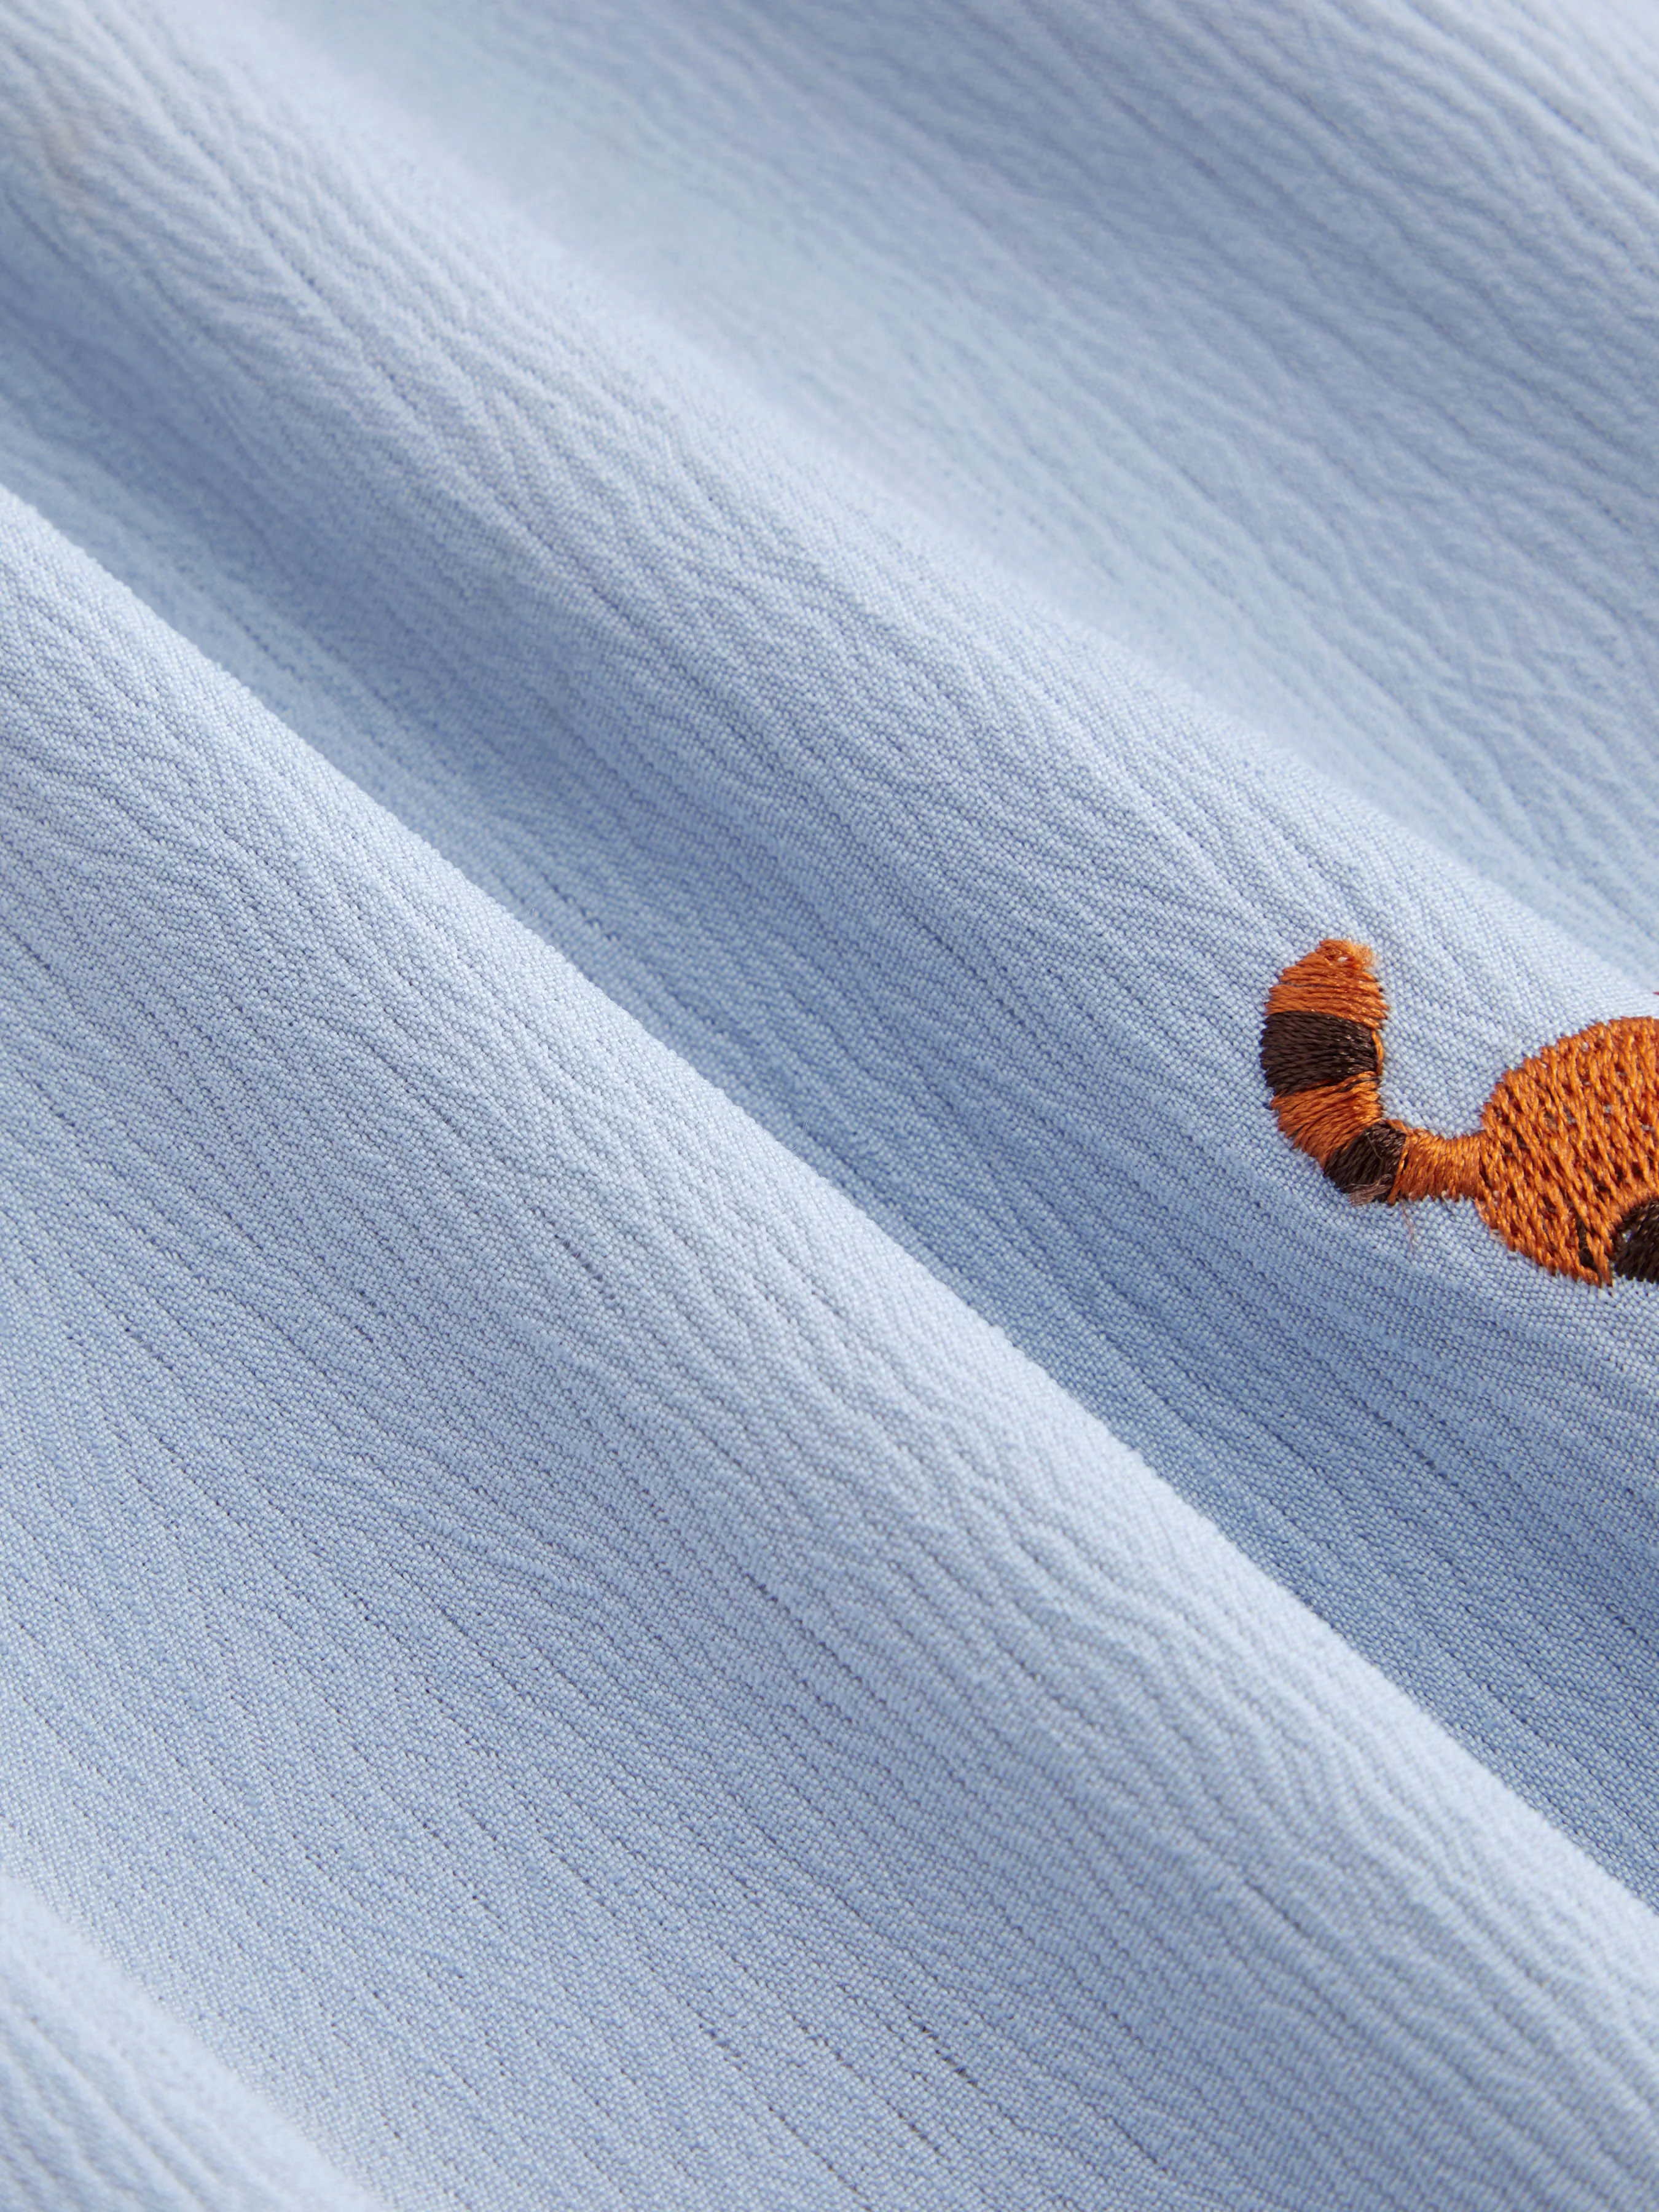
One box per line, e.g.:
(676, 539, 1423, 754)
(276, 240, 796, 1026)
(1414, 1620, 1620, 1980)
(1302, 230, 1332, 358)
(2, 1, 1658, 2206)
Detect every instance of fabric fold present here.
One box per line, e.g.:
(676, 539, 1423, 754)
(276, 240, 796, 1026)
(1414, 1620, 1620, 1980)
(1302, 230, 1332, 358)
(0, 1879, 380, 2211)
(2, 487, 1658, 2210)
(7, 4, 1659, 2203)
(2, 0, 1658, 1917)
(28, 0, 1659, 963)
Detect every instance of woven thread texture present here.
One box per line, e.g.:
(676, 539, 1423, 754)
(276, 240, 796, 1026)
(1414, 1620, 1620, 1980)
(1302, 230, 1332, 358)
(5, 1, 1659, 2207)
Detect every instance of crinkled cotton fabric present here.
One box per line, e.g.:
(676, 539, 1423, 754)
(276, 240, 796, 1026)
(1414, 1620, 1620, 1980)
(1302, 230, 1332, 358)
(2, 1, 1658, 2207)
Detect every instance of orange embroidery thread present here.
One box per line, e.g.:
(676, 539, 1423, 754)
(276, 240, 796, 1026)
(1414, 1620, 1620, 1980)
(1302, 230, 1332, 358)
(1261, 939, 1659, 1285)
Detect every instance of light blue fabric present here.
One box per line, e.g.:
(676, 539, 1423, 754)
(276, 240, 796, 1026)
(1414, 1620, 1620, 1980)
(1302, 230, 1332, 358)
(0, 1881, 376, 2210)
(2, 0, 1658, 2205)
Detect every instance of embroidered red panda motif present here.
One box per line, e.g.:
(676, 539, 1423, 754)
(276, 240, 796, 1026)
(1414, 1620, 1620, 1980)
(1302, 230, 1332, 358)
(1262, 939, 1659, 1285)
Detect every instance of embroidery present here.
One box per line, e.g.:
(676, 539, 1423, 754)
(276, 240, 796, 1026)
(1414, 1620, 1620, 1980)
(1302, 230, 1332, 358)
(1261, 939, 1659, 1285)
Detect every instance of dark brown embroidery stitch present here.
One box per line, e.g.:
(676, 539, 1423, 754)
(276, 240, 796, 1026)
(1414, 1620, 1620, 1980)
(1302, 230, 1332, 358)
(1263, 939, 1659, 1285)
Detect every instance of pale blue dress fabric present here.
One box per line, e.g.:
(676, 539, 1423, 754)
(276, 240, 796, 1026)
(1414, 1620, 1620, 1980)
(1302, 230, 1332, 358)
(2, 1, 1658, 2205)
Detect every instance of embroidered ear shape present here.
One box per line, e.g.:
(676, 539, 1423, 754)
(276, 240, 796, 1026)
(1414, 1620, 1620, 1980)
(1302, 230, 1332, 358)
(1262, 939, 1659, 1285)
